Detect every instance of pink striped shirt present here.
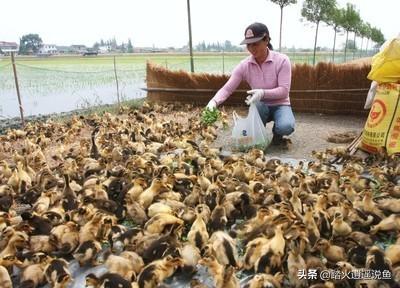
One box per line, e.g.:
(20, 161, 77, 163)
(212, 49, 291, 106)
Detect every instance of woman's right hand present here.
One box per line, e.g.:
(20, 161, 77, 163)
(206, 99, 217, 110)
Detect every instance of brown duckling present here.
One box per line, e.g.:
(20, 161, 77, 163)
(44, 258, 72, 288)
(331, 212, 352, 238)
(188, 205, 209, 250)
(137, 255, 183, 288)
(86, 272, 133, 288)
(312, 238, 346, 263)
(73, 240, 102, 266)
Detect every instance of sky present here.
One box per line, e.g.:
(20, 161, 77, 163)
(1, 0, 399, 49)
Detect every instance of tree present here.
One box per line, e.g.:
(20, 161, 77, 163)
(364, 22, 373, 54)
(269, 0, 297, 52)
(357, 22, 369, 57)
(326, 6, 344, 62)
(19, 34, 43, 55)
(340, 3, 360, 61)
(301, 0, 336, 65)
(344, 39, 357, 50)
(370, 27, 385, 47)
(127, 39, 133, 53)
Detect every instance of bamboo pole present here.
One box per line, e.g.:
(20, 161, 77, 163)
(113, 56, 121, 108)
(186, 0, 194, 72)
(11, 52, 25, 127)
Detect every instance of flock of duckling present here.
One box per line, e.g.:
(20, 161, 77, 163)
(0, 101, 400, 288)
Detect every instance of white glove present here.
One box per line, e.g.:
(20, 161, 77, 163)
(206, 99, 217, 110)
(245, 89, 264, 105)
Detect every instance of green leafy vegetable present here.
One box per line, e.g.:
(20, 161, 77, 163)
(201, 108, 220, 125)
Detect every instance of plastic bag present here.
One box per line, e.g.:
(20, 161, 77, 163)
(364, 81, 378, 109)
(367, 37, 400, 83)
(231, 103, 269, 151)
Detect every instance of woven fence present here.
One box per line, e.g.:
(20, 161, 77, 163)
(146, 62, 372, 115)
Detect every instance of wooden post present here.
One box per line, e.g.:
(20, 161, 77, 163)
(113, 56, 121, 108)
(222, 49, 225, 74)
(186, 0, 194, 72)
(11, 52, 25, 127)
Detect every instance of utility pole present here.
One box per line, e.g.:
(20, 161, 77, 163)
(186, 0, 194, 72)
(113, 56, 121, 109)
(11, 52, 25, 127)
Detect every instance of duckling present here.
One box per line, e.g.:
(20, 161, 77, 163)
(104, 252, 138, 281)
(366, 246, 398, 287)
(44, 258, 72, 288)
(0, 265, 11, 288)
(89, 127, 100, 159)
(73, 240, 102, 266)
(0, 186, 13, 213)
(179, 243, 200, 276)
(198, 255, 225, 288)
(376, 197, 400, 213)
(78, 212, 106, 243)
(144, 213, 184, 235)
(255, 224, 286, 274)
(62, 174, 78, 211)
(385, 239, 400, 266)
(370, 214, 400, 234)
(85, 272, 132, 288)
(303, 205, 320, 245)
(20, 261, 49, 288)
(188, 205, 209, 250)
(126, 177, 147, 201)
(243, 237, 270, 271)
(33, 190, 55, 215)
(0, 161, 12, 180)
(119, 251, 144, 277)
(360, 190, 386, 219)
(331, 212, 352, 238)
(208, 231, 239, 267)
(209, 193, 227, 232)
(29, 235, 56, 253)
(341, 179, 358, 202)
(0, 231, 28, 258)
(6, 168, 19, 192)
(137, 255, 183, 288)
(244, 273, 283, 288)
(287, 241, 308, 288)
(312, 238, 346, 263)
(20, 211, 53, 235)
(138, 178, 169, 209)
(50, 226, 79, 257)
(125, 199, 148, 226)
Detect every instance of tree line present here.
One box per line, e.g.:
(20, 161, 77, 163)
(271, 0, 385, 64)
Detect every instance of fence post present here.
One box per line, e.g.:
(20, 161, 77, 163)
(222, 50, 225, 74)
(11, 52, 25, 127)
(113, 56, 121, 109)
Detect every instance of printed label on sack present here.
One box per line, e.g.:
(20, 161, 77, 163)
(367, 99, 387, 128)
(361, 83, 400, 155)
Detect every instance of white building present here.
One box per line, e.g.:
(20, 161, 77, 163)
(38, 44, 58, 55)
(0, 41, 18, 55)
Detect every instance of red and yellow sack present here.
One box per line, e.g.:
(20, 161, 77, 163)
(361, 83, 400, 155)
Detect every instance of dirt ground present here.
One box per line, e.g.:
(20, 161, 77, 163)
(213, 106, 367, 160)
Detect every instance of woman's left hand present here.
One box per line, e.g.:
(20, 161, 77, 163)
(245, 89, 264, 105)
